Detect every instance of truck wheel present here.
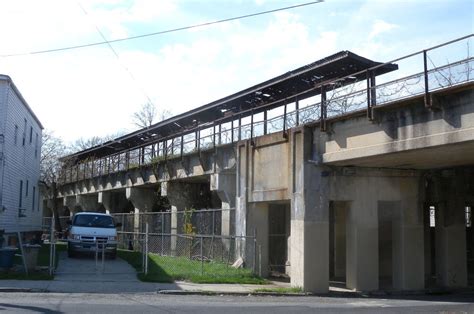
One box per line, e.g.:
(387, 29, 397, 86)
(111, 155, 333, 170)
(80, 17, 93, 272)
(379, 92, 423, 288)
(67, 245, 76, 258)
(109, 251, 116, 260)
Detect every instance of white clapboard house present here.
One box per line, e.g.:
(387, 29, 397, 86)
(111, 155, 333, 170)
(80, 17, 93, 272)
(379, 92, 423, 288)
(0, 74, 43, 235)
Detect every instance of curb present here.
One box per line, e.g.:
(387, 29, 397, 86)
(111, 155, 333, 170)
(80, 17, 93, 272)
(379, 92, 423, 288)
(157, 290, 310, 297)
(157, 288, 474, 298)
(0, 288, 47, 293)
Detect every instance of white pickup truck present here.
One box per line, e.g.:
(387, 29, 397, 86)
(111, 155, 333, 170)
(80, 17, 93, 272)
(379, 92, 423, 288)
(67, 212, 121, 259)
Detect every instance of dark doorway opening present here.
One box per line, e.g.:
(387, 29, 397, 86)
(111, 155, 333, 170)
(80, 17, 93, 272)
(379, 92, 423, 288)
(378, 205, 393, 290)
(329, 201, 347, 288)
(268, 203, 290, 278)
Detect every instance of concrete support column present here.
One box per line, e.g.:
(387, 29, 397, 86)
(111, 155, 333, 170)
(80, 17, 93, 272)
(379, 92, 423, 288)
(393, 179, 424, 290)
(436, 200, 468, 288)
(98, 192, 112, 214)
(161, 181, 199, 255)
(211, 172, 236, 237)
(291, 129, 329, 293)
(170, 205, 178, 256)
(346, 196, 378, 291)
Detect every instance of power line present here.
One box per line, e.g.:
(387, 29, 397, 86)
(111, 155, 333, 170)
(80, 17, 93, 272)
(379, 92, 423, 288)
(0, 1, 324, 58)
(77, 1, 155, 106)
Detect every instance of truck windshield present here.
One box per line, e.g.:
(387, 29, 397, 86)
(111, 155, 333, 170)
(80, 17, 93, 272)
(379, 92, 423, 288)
(73, 215, 115, 228)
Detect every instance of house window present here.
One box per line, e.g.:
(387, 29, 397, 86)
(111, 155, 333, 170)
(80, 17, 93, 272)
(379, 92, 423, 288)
(29, 126, 33, 144)
(19, 180, 23, 208)
(32, 186, 36, 211)
(14, 125, 18, 145)
(22, 119, 27, 146)
(35, 133, 39, 157)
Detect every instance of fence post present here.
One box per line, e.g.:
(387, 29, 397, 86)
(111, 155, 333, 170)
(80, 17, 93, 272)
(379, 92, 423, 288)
(200, 236, 204, 276)
(161, 213, 164, 256)
(145, 223, 149, 275)
(52, 241, 56, 270)
(253, 228, 257, 275)
(49, 217, 55, 276)
(16, 232, 27, 276)
(95, 242, 99, 272)
(211, 210, 215, 259)
(101, 241, 105, 273)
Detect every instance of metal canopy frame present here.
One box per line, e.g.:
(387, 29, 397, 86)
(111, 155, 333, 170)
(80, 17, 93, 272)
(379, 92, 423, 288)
(63, 50, 397, 163)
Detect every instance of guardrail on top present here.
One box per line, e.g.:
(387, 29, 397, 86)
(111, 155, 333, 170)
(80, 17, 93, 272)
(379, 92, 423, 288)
(59, 35, 474, 184)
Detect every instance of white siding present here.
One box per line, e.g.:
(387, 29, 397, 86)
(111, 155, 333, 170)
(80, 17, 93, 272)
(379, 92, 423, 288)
(0, 78, 43, 232)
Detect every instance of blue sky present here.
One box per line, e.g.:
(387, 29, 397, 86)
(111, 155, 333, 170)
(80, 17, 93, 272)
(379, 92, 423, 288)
(0, 0, 472, 143)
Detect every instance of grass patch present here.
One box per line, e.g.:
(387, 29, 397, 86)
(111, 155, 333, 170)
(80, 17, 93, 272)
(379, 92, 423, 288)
(254, 287, 303, 294)
(118, 249, 267, 284)
(0, 242, 66, 280)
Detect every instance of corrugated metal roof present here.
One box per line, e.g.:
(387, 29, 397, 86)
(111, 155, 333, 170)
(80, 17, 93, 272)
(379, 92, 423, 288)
(64, 50, 397, 161)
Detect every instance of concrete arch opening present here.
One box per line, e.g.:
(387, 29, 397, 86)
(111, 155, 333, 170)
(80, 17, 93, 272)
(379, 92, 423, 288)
(62, 207, 71, 217)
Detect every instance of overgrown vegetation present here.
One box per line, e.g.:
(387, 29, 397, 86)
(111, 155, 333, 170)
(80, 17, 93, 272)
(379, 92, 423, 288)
(118, 249, 266, 284)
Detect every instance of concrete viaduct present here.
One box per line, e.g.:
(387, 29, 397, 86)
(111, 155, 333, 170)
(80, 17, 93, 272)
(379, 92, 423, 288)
(49, 35, 474, 292)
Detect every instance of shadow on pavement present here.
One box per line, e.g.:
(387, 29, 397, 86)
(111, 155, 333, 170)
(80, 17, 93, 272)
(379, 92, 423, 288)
(0, 303, 62, 314)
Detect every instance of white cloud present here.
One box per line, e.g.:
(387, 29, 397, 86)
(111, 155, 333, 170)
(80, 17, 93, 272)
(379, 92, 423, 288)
(368, 19, 398, 39)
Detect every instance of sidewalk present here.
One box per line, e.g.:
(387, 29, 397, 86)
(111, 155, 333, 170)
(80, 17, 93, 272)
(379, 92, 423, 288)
(0, 252, 285, 294)
(5, 253, 448, 296)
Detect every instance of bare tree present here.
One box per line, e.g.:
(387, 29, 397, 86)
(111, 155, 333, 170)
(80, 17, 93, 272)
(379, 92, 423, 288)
(132, 103, 156, 128)
(132, 103, 171, 129)
(157, 108, 172, 122)
(41, 130, 69, 186)
(41, 130, 70, 232)
(70, 131, 126, 153)
(72, 136, 104, 151)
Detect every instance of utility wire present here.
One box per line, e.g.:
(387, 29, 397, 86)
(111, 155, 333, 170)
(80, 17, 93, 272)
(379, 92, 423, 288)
(77, 2, 155, 106)
(0, 1, 324, 58)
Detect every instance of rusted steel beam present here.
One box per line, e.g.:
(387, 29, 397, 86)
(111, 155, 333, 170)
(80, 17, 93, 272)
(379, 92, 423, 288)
(250, 110, 255, 146)
(263, 110, 267, 135)
(295, 97, 299, 126)
(423, 50, 432, 108)
(320, 85, 327, 132)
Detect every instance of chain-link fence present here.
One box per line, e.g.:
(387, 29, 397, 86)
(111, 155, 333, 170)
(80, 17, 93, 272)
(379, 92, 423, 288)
(111, 208, 235, 236)
(117, 230, 257, 279)
(114, 209, 253, 280)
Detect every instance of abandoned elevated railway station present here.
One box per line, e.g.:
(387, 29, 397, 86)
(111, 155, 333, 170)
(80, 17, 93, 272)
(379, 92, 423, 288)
(50, 35, 474, 292)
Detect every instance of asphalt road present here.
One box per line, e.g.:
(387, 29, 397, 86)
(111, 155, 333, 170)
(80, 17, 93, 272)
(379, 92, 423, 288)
(0, 292, 473, 313)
